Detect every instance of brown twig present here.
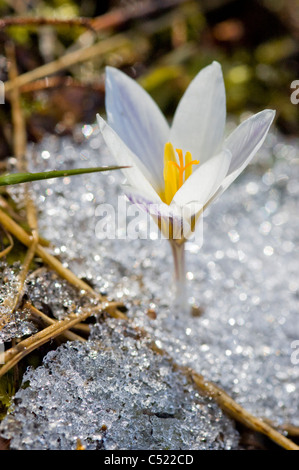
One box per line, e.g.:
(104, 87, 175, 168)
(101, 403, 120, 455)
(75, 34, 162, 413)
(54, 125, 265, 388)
(26, 302, 86, 342)
(0, 299, 126, 377)
(190, 371, 299, 451)
(19, 76, 105, 94)
(148, 341, 299, 451)
(0, 207, 98, 297)
(278, 423, 299, 438)
(0, 195, 25, 223)
(0, 16, 94, 30)
(0, 229, 13, 259)
(5, 42, 40, 313)
(0, 1, 295, 450)
(262, 418, 299, 438)
(0, 304, 101, 377)
(70, 323, 90, 335)
(0, 1, 189, 34)
(6, 42, 27, 167)
(0, 207, 128, 329)
(0, 198, 50, 245)
(2, 2, 194, 99)
(90, 0, 190, 32)
(4, 34, 132, 94)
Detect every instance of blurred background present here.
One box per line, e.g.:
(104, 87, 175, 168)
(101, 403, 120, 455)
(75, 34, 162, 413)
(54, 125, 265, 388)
(0, 0, 298, 160)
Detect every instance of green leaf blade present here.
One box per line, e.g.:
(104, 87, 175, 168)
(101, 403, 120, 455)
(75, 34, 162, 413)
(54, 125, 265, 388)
(0, 166, 129, 187)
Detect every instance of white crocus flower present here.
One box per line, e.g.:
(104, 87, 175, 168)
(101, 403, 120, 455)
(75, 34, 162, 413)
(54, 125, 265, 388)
(97, 61, 275, 302)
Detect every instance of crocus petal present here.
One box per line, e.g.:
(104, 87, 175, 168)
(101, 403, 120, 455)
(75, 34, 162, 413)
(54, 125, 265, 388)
(105, 66, 170, 190)
(123, 184, 162, 208)
(169, 61, 226, 163)
(123, 184, 187, 220)
(171, 148, 231, 208)
(124, 185, 185, 240)
(97, 114, 159, 200)
(221, 109, 275, 192)
(201, 110, 275, 211)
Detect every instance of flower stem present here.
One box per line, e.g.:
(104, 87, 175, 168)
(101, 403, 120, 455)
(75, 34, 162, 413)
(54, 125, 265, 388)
(170, 240, 187, 306)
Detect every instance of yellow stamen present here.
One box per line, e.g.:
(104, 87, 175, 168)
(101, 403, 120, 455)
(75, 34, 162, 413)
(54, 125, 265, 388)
(163, 142, 177, 177)
(162, 142, 199, 204)
(184, 151, 193, 181)
(164, 159, 178, 205)
(175, 149, 185, 188)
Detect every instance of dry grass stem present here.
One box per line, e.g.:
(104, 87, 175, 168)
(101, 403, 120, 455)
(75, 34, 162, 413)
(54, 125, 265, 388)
(0, 16, 94, 30)
(19, 76, 105, 94)
(4, 34, 132, 94)
(190, 371, 299, 451)
(6, 42, 27, 170)
(148, 337, 299, 450)
(0, 3, 295, 451)
(70, 323, 90, 335)
(0, 302, 111, 377)
(26, 302, 86, 342)
(91, 0, 188, 32)
(0, 229, 14, 259)
(5, 43, 41, 312)
(0, 207, 98, 297)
